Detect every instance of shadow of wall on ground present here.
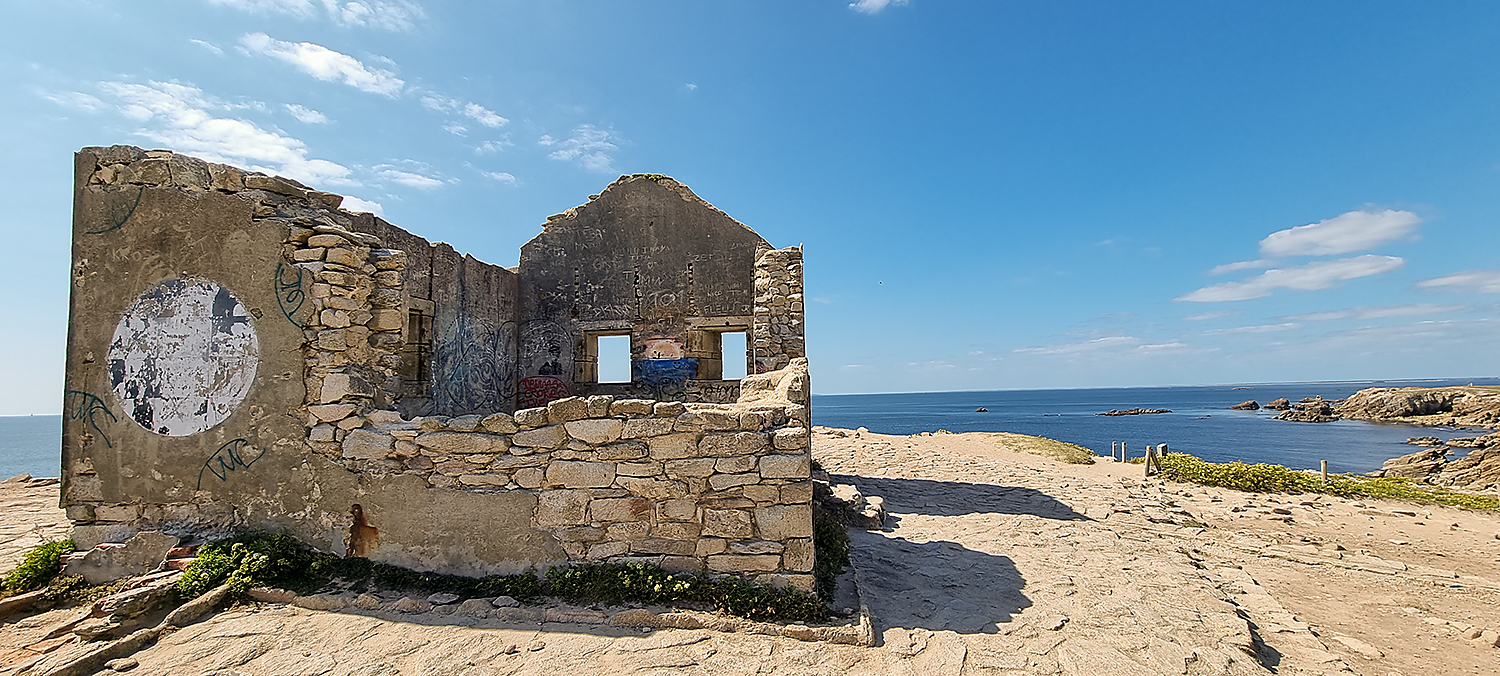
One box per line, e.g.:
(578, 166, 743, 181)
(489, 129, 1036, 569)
(849, 531, 1031, 636)
(832, 474, 1088, 522)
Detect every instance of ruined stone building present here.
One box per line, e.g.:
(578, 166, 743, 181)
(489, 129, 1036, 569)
(61, 145, 813, 587)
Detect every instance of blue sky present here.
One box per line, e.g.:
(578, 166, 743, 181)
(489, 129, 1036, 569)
(4, 1, 1500, 414)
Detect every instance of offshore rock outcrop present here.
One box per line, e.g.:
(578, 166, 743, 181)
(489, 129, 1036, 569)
(1373, 431, 1500, 491)
(1275, 398, 1338, 423)
(1337, 386, 1500, 428)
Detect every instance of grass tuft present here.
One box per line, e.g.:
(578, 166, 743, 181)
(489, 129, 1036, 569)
(1157, 452, 1499, 510)
(988, 433, 1097, 465)
(1, 540, 74, 596)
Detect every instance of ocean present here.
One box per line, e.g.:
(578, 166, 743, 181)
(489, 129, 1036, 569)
(813, 378, 1500, 475)
(4, 378, 1496, 479)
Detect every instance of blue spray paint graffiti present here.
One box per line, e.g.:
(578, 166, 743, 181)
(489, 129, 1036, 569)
(197, 438, 263, 489)
(274, 261, 306, 328)
(64, 390, 118, 448)
(634, 358, 698, 400)
(86, 187, 145, 235)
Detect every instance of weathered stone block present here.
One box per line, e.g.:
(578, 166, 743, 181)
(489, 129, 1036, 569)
(307, 234, 348, 248)
(615, 461, 662, 477)
(781, 538, 814, 572)
(707, 554, 781, 573)
(513, 424, 568, 449)
(708, 472, 758, 491)
(536, 489, 591, 527)
(292, 248, 325, 262)
(742, 484, 780, 503)
(700, 432, 769, 456)
(244, 174, 307, 197)
(514, 467, 544, 489)
(759, 454, 809, 479)
(309, 424, 336, 442)
(94, 504, 142, 522)
(434, 459, 482, 476)
(615, 477, 684, 500)
(588, 541, 629, 560)
(610, 399, 655, 416)
(664, 458, 716, 478)
(590, 497, 650, 522)
(754, 504, 812, 540)
(481, 412, 518, 434)
(632, 539, 696, 556)
(696, 538, 728, 557)
(653, 401, 686, 417)
(369, 309, 403, 331)
(730, 539, 784, 554)
(585, 395, 615, 417)
(546, 461, 615, 488)
(309, 403, 357, 422)
(648, 433, 700, 460)
(342, 429, 393, 459)
(702, 509, 754, 538)
(416, 431, 509, 454)
(779, 481, 813, 504)
(564, 418, 625, 445)
(447, 415, 484, 432)
(489, 454, 548, 470)
(660, 499, 697, 522)
(652, 522, 701, 540)
(548, 397, 590, 423)
(621, 417, 674, 439)
(772, 427, 810, 450)
(596, 441, 648, 460)
(715, 456, 756, 474)
(606, 521, 650, 541)
(458, 473, 507, 486)
(514, 407, 550, 428)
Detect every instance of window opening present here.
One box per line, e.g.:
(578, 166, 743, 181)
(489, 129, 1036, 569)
(596, 334, 632, 383)
(720, 331, 747, 380)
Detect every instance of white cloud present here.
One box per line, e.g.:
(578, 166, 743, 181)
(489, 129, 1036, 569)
(481, 171, 516, 184)
(1208, 259, 1273, 276)
(420, 94, 508, 132)
(190, 38, 224, 55)
(373, 164, 444, 189)
(240, 33, 404, 96)
(284, 103, 327, 124)
(684, 83, 698, 91)
(1136, 342, 1186, 351)
(474, 139, 510, 154)
(1418, 269, 1500, 294)
(1176, 255, 1405, 302)
(1259, 209, 1421, 257)
(463, 103, 507, 128)
(545, 125, 618, 172)
(1182, 310, 1239, 321)
(443, 123, 467, 135)
(339, 195, 384, 215)
(41, 90, 105, 112)
(95, 80, 355, 188)
(1283, 304, 1466, 322)
(536, 134, 555, 146)
(1015, 336, 1139, 355)
(850, 0, 909, 14)
(205, 0, 423, 31)
(1201, 322, 1301, 336)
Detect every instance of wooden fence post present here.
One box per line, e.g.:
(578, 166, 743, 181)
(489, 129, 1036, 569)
(1321, 460, 1328, 484)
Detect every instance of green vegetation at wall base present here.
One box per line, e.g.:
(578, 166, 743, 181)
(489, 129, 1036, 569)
(1156, 453, 1500, 510)
(0, 540, 73, 596)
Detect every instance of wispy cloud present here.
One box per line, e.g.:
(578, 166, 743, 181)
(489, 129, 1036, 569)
(850, 0, 909, 14)
(373, 162, 445, 189)
(1177, 255, 1405, 303)
(474, 139, 510, 154)
(1182, 310, 1239, 322)
(1283, 304, 1466, 322)
(284, 103, 327, 124)
(543, 125, 619, 172)
(339, 195, 384, 216)
(1208, 259, 1273, 276)
(240, 33, 404, 96)
(1418, 269, 1500, 294)
(190, 38, 224, 55)
(92, 79, 355, 188)
(41, 90, 105, 112)
(480, 170, 516, 184)
(1259, 209, 1421, 257)
(205, 0, 424, 31)
(420, 94, 508, 128)
(1014, 336, 1139, 355)
(1201, 322, 1301, 336)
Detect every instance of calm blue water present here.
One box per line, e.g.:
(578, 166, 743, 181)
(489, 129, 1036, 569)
(5, 379, 1496, 478)
(813, 378, 1500, 475)
(0, 415, 62, 480)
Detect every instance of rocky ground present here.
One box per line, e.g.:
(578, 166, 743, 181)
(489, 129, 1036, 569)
(3, 430, 1499, 675)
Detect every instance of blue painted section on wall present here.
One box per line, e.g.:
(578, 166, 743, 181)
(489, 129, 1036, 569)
(634, 358, 697, 400)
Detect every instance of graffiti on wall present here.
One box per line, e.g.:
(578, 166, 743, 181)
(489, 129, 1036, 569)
(430, 318, 516, 415)
(634, 358, 698, 401)
(64, 390, 118, 448)
(521, 320, 568, 377)
(108, 279, 260, 436)
(86, 187, 145, 235)
(273, 262, 307, 328)
(196, 438, 262, 489)
(518, 375, 570, 410)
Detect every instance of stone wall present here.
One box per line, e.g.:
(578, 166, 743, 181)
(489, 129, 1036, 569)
(61, 146, 815, 588)
(752, 246, 806, 374)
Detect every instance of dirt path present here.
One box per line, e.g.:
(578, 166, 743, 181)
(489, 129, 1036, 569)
(4, 430, 1498, 675)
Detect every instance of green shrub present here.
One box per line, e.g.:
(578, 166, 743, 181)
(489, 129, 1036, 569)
(544, 561, 827, 623)
(812, 505, 850, 599)
(1, 540, 74, 595)
(1157, 452, 1500, 510)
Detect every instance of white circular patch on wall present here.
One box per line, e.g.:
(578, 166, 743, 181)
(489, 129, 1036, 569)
(108, 279, 260, 436)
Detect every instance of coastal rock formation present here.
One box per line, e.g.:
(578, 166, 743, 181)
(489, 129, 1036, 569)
(1096, 408, 1171, 416)
(1230, 400, 1260, 411)
(1275, 398, 1338, 423)
(1406, 437, 1442, 446)
(1374, 432, 1500, 490)
(1337, 386, 1500, 427)
(1263, 398, 1291, 411)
